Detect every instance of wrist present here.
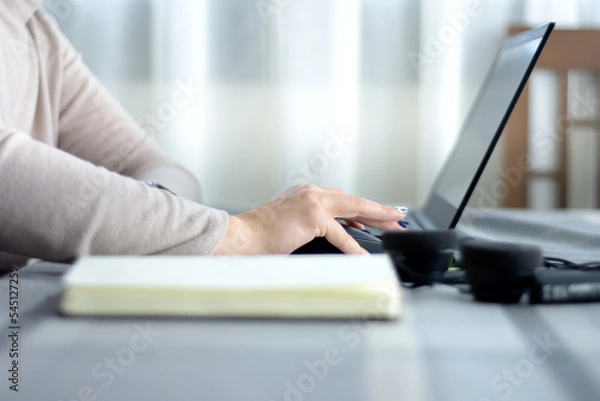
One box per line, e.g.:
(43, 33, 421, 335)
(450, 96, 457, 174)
(214, 214, 265, 255)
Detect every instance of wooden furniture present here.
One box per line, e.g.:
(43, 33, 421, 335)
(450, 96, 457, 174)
(504, 26, 600, 208)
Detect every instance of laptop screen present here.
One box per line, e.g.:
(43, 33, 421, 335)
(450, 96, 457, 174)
(422, 23, 555, 229)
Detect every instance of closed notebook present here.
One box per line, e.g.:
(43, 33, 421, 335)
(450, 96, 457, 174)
(60, 255, 401, 319)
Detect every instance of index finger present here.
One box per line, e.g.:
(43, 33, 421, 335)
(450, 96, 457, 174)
(323, 193, 404, 222)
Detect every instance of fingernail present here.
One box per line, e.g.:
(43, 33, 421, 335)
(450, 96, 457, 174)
(398, 220, 410, 228)
(395, 206, 409, 215)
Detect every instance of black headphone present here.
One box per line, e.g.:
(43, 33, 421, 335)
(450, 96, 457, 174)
(381, 230, 600, 304)
(381, 230, 458, 286)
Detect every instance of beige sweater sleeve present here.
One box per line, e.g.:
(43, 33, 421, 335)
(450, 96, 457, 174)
(0, 8, 229, 267)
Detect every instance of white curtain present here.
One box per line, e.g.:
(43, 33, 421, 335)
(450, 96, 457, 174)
(45, 0, 600, 211)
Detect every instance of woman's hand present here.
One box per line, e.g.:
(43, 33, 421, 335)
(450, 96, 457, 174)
(214, 185, 406, 255)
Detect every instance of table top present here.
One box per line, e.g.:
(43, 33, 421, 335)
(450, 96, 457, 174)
(1, 209, 600, 401)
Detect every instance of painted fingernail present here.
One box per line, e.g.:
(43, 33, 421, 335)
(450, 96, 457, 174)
(395, 206, 409, 215)
(398, 220, 410, 228)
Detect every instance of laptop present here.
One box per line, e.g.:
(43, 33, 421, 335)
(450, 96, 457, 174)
(388, 22, 554, 232)
(293, 23, 555, 254)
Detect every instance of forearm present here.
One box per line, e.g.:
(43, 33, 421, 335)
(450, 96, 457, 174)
(0, 131, 228, 262)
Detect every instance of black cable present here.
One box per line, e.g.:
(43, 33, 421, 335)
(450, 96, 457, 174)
(543, 257, 600, 271)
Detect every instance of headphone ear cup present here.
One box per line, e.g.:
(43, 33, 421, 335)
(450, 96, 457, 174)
(381, 230, 458, 284)
(460, 240, 542, 303)
(381, 230, 458, 252)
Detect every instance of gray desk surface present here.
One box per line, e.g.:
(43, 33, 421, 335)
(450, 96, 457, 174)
(1, 210, 600, 401)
